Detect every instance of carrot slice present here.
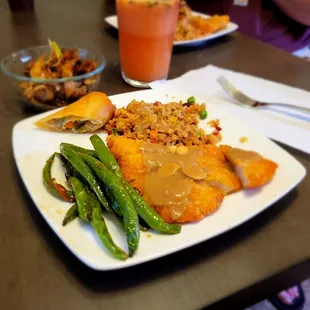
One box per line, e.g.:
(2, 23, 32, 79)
(150, 129, 158, 143)
(65, 121, 74, 129)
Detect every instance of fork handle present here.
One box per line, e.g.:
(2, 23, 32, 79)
(265, 102, 310, 116)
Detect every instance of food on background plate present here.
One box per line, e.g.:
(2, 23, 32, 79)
(35, 92, 115, 133)
(105, 97, 219, 146)
(19, 39, 100, 108)
(175, 0, 230, 41)
(107, 136, 278, 223)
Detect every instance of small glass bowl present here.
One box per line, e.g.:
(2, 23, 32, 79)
(1, 45, 106, 112)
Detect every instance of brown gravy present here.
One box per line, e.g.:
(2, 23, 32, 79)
(228, 148, 261, 162)
(141, 143, 204, 218)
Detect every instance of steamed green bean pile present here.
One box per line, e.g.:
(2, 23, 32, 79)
(42, 134, 181, 261)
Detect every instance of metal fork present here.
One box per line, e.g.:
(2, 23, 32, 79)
(217, 75, 310, 116)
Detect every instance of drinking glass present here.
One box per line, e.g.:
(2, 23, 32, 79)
(116, 0, 179, 88)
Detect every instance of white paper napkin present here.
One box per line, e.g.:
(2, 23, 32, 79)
(150, 65, 310, 154)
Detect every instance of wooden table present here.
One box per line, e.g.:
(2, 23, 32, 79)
(1, 0, 310, 309)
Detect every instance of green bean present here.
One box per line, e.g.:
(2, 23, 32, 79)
(90, 135, 181, 234)
(69, 179, 127, 260)
(105, 188, 122, 217)
(88, 189, 101, 210)
(105, 186, 147, 232)
(57, 153, 77, 182)
(62, 204, 78, 226)
(43, 153, 74, 202)
(92, 207, 128, 261)
(60, 143, 111, 213)
(124, 182, 181, 235)
(112, 209, 148, 232)
(80, 154, 140, 257)
(106, 185, 148, 231)
(88, 140, 147, 232)
(90, 135, 119, 173)
(70, 177, 93, 222)
(63, 143, 98, 158)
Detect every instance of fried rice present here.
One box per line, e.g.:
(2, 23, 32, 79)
(105, 100, 222, 146)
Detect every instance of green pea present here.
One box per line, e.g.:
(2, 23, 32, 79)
(187, 96, 196, 104)
(199, 110, 207, 120)
(112, 128, 119, 135)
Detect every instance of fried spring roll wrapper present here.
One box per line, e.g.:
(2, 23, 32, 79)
(35, 92, 115, 133)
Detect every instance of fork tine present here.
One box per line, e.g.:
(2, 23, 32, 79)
(217, 75, 230, 88)
(217, 76, 239, 95)
(217, 75, 256, 107)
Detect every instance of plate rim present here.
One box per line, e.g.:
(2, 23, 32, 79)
(12, 89, 307, 270)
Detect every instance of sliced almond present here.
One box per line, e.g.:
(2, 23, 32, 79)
(176, 145, 189, 155)
(157, 163, 180, 177)
(182, 165, 206, 180)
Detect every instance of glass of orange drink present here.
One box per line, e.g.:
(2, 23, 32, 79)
(116, 0, 180, 88)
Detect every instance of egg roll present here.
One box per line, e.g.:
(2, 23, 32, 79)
(35, 92, 115, 133)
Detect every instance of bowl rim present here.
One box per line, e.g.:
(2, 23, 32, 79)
(0, 45, 106, 83)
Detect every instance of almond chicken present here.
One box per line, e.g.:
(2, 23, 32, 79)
(107, 136, 278, 223)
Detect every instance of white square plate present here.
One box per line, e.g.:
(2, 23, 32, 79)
(104, 12, 239, 47)
(13, 89, 306, 270)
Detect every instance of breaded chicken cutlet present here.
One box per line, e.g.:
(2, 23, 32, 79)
(107, 136, 278, 223)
